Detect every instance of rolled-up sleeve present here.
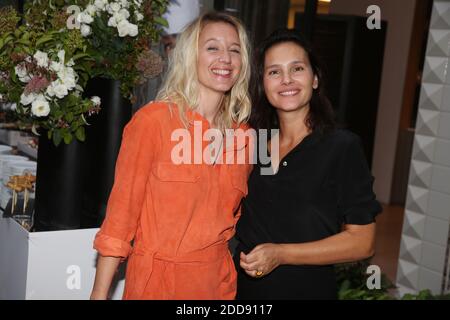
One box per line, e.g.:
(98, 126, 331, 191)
(337, 134, 382, 225)
(94, 107, 158, 259)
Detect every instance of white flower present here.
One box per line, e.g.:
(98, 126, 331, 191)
(67, 59, 75, 67)
(111, 11, 127, 24)
(10, 103, 17, 111)
(135, 12, 144, 21)
(94, 0, 108, 11)
(74, 85, 84, 97)
(47, 77, 73, 99)
(33, 50, 49, 68)
(52, 81, 69, 99)
(57, 67, 77, 91)
(50, 61, 63, 73)
(127, 22, 138, 37)
(118, 8, 130, 20)
(133, 0, 142, 7)
(20, 74, 32, 83)
(91, 96, 101, 106)
(107, 16, 118, 27)
(14, 65, 26, 78)
(58, 50, 66, 64)
(84, 11, 94, 24)
(120, 0, 130, 9)
(58, 67, 77, 90)
(31, 95, 50, 117)
(117, 20, 138, 37)
(81, 24, 92, 37)
(77, 11, 94, 24)
(15, 65, 31, 83)
(46, 84, 55, 97)
(75, 13, 82, 24)
(86, 4, 97, 16)
(62, 65, 75, 77)
(20, 92, 37, 106)
(107, 2, 121, 14)
(117, 20, 130, 37)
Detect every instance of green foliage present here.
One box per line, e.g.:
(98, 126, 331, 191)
(0, 6, 21, 34)
(336, 260, 395, 300)
(0, 6, 97, 146)
(401, 289, 450, 300)
(336, 260, 450, 300)
(0, 1, 168, 145)
(69, 0, 169, 100)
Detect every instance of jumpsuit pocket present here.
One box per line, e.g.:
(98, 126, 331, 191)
(152, 162, 200, 183)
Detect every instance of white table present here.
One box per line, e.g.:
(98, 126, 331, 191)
(0, 216, 125, 300)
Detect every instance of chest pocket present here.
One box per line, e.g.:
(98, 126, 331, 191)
(152, 162, 200, 183)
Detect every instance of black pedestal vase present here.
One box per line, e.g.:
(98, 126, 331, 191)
(82, 78, 132, 227)
(33, 138, 86, 231)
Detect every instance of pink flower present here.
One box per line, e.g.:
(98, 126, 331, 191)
(24, 76, 50, 95)
(136, 49, 163, 84)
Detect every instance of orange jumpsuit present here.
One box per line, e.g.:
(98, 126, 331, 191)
(93, 102, 252, 299)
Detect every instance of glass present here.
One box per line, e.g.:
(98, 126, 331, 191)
(10, 183, 35, 232)
(13, 214, 33, 231)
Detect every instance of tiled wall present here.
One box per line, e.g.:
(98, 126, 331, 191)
(396, 0, 450, 296)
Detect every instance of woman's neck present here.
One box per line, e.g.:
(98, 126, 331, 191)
(197, 88, 224, 127)
(277, 105, 311, 144)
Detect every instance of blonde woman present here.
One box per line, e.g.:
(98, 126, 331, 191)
(90, 12, 252, 300)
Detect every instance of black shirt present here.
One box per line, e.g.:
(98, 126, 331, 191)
(234, 129, 382, 300)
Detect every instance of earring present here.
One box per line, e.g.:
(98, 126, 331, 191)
(313, 81, 319, 90)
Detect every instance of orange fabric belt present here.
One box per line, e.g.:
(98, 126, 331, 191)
(130, 242, 230, 299)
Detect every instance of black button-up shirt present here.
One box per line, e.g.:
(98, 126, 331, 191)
(234, 129, 382, 299)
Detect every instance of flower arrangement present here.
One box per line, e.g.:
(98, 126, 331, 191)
(0, 1, 168, 145)
(0, 6, 100, 146)
(15, 48, 101, 142)
(71, 0, 167, 100)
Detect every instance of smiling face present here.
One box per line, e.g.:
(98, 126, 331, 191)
(197, 22, 242, 96)
(263, 41, 318, 113)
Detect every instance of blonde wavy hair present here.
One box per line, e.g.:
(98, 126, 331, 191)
(156, 12, 251, 131)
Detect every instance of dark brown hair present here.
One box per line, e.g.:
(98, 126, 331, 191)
(250, 28, 336, 134)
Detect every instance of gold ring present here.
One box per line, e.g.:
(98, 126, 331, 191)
(255, 270, 264, 277)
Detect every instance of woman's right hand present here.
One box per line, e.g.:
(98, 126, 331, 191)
(240, 243, 284, 278)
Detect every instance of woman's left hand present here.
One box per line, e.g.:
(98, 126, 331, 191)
(239, 243, 284, 278)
